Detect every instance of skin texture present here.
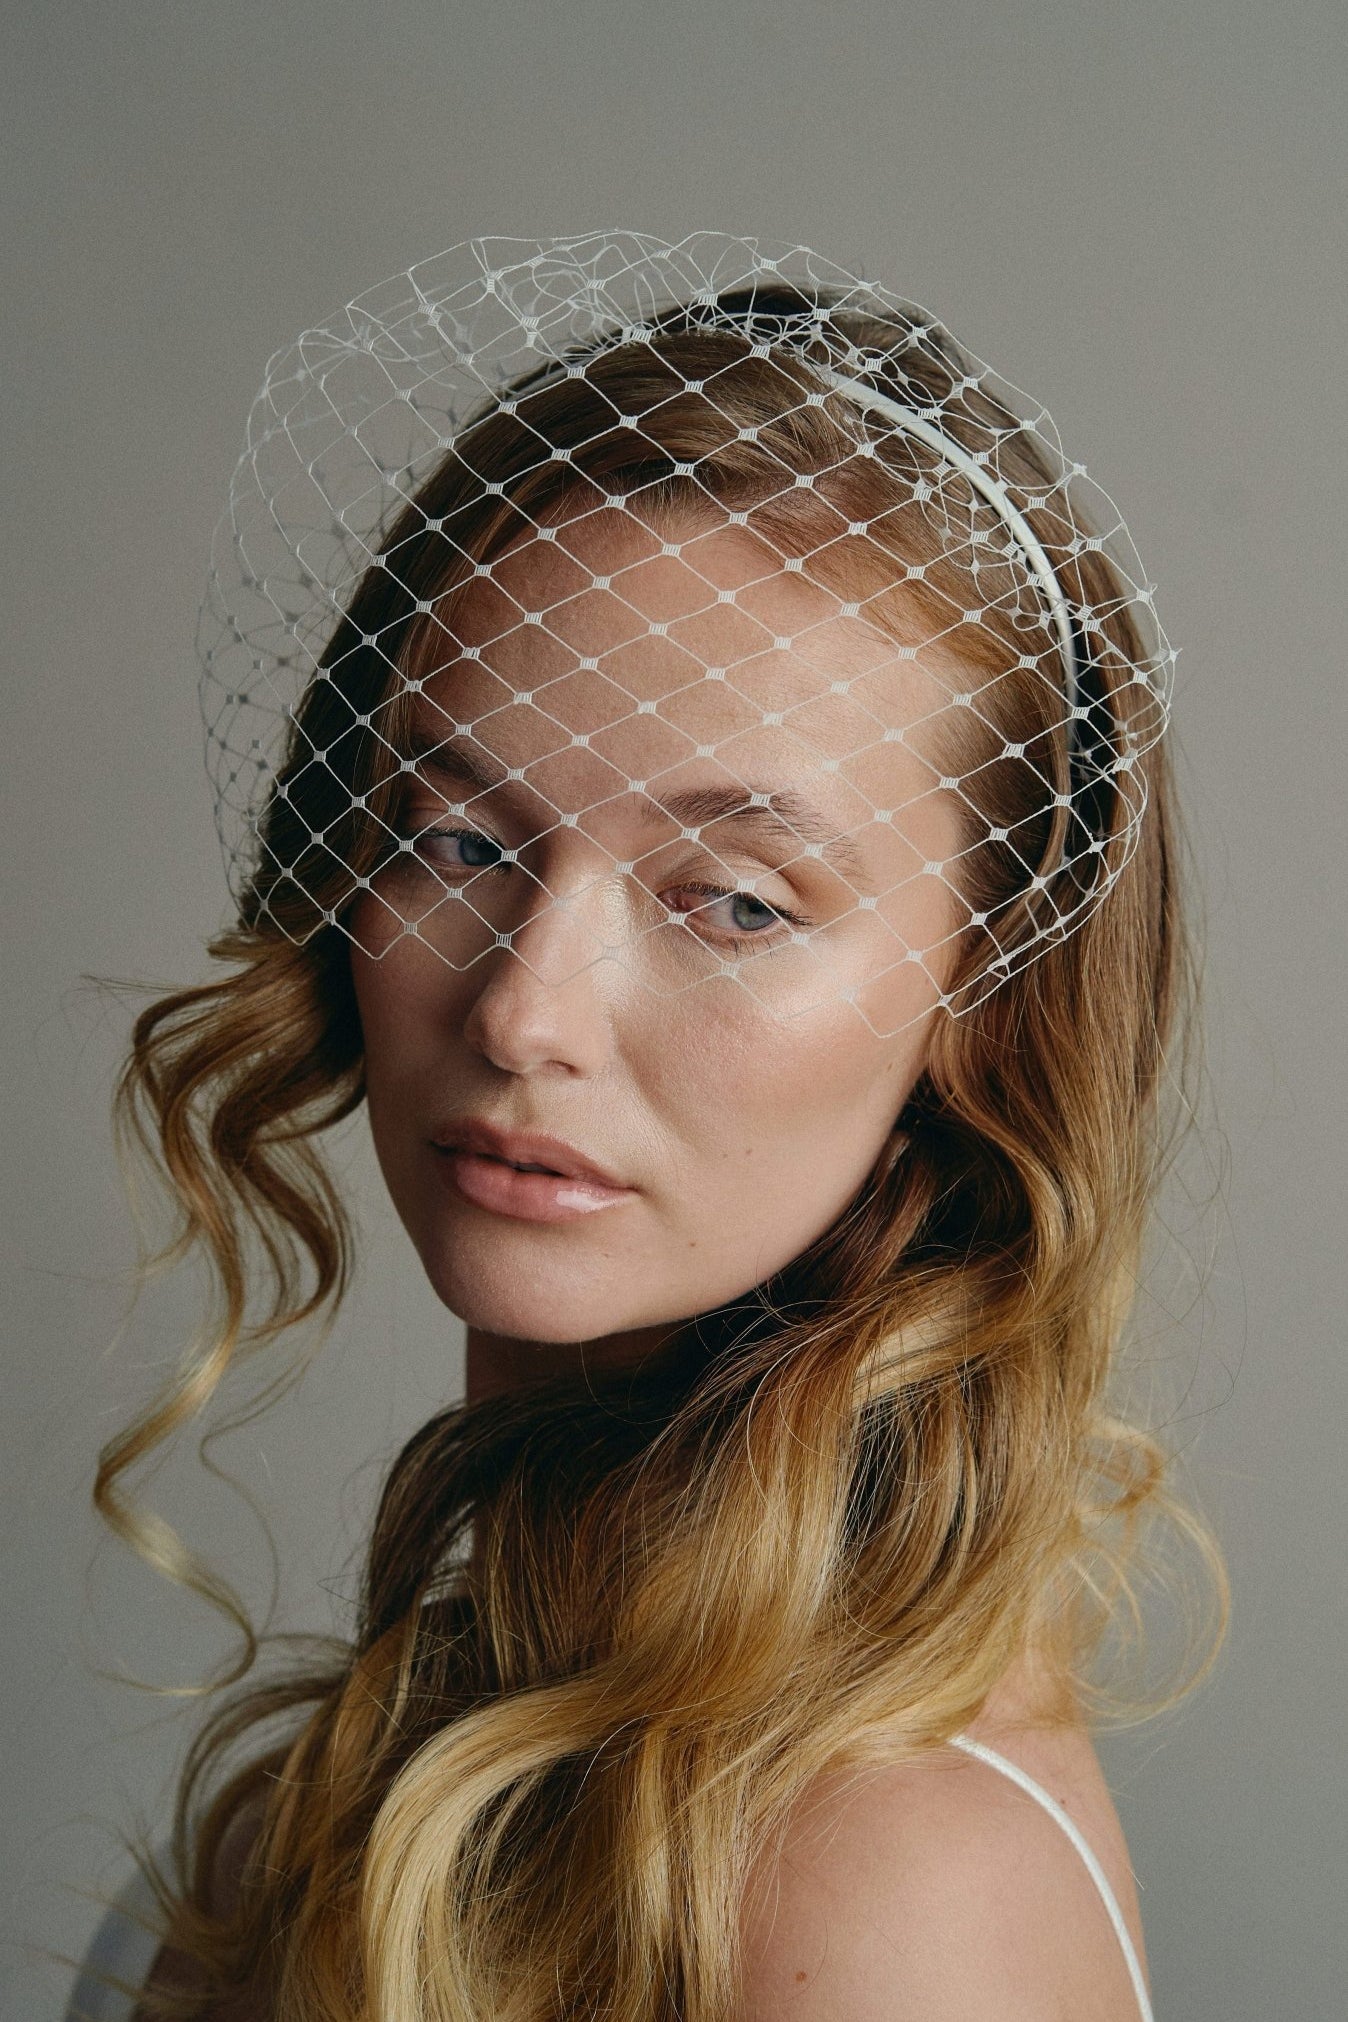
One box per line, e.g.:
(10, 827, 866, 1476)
(349, 508, 965, 1393)
(739, 1654, 1151, 2020)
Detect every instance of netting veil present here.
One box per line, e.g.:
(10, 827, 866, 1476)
(199, 232, 1172, 1039)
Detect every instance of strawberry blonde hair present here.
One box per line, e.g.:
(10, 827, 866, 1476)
(98, 288, 1225, 2021)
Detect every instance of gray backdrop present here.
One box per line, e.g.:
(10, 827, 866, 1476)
(4, 2, 1344, 2016)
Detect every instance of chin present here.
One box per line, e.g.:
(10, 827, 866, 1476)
(421, 1247, 658, 1346)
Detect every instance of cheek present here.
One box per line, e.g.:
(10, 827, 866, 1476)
(349, 936, 467, 1137)
(643, 1000, 921, 1260)
(350, 941, 404, 1091)
(348, 955, 411, 1190)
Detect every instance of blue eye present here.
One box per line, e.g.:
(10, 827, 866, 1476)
(664, 883, 804, 945)
(723, 891, 781, 933)
(417, 826, 504, 870)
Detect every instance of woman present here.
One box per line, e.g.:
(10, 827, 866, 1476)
(87, 234, 1222, 2021)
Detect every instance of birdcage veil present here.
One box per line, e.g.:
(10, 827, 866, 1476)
(198, 231, 1172, 1039)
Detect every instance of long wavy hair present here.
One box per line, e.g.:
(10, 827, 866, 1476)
(97, 287, 1225, 2021)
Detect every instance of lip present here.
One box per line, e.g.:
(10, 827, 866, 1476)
(428, 1118, 636, 1225)
(431, 1119, 626, 1189)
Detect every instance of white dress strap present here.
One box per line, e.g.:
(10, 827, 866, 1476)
(65, 1861, 168, 2022)
(948, 1733, 1154, 2022)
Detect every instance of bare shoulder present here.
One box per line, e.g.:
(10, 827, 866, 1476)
(739, 1660, 1150, 2022)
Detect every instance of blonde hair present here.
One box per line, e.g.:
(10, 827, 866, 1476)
(98, 289, 1226, 2021)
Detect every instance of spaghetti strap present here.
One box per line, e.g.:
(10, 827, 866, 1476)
(948, 1733, 1155, 2022)
(64, 1862, 164, 2022)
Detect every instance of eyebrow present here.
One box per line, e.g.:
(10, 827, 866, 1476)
(403, 728, 874, 887)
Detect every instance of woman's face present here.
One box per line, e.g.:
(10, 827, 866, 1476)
(349, 507, 965, 1354)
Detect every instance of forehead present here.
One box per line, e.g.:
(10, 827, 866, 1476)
(413, 507, 959, 815)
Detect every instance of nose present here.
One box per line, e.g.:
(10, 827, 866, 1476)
(459, 865, 619, 1079)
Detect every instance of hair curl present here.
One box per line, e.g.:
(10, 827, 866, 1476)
(98, 287, 1226, 2022)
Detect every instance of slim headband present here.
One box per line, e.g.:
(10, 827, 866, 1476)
(816, 367, 1080, 717)
(519, 346, 1082, 717)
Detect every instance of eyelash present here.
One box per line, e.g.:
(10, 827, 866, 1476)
(406, 825, 810, 949)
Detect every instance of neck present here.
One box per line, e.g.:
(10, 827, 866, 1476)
(461, 1321, 688, 1592)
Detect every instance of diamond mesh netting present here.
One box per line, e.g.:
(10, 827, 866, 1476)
(198, 231, 1172, 1038)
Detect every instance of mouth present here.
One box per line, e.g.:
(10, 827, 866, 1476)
(429, 1119, 631, 1197)
(426, 1124, 634, 1213)
(442, 1147, 565, 1175)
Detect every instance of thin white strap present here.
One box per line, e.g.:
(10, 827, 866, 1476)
(816, 367, 1081, 717)
(64, 1864, 164, 2022)
(948, 1733, 1155, 2022)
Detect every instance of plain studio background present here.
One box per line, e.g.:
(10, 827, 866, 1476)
(3, 2, 1344, 2016)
